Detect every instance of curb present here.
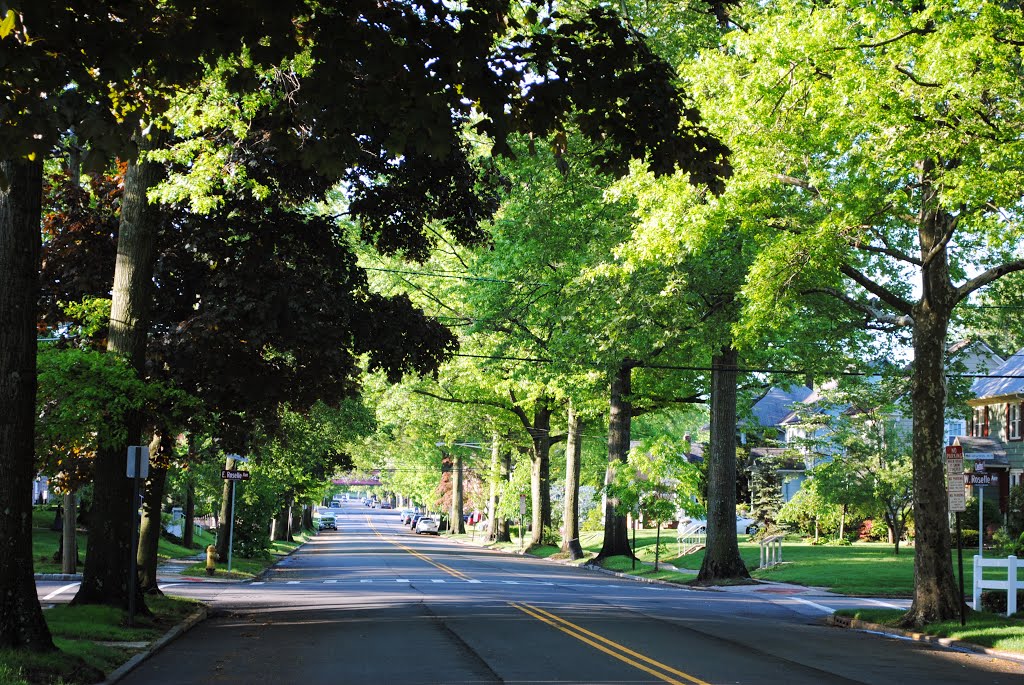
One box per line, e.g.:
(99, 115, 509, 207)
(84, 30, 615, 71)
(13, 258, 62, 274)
(34, 573, 83, 581)
(827, 614, 1024, 667)
(96, 606, 209, 685)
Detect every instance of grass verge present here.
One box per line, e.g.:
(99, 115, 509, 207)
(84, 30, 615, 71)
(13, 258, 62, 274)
(0, 595, 202, 685)
(837, 608, 1024, 654)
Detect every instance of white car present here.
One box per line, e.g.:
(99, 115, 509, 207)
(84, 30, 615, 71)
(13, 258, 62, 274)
(415, 517, 439, 535)
(679, 514, 759, 535)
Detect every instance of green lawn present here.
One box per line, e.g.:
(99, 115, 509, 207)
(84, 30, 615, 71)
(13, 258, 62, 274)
(31, 505, 218, 574)
(0, 595, 202, 685)
(837, 608, 1024, 654)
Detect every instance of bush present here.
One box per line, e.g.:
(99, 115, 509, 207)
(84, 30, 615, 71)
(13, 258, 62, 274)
(581, 506, 604, 532)
(980, 589, 1024, 616)
(958, 529, 979, 548)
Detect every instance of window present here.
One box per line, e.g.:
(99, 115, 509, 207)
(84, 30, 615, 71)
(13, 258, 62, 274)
(972, 406, 990, 437)
(1010, 403, 1023, 441)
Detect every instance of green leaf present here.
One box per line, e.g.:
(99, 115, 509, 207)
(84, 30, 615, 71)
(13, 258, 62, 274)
(0, 10, 16, 39)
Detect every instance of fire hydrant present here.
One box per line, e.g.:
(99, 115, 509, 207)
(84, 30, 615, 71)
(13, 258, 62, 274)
(205, 545, 218, 576)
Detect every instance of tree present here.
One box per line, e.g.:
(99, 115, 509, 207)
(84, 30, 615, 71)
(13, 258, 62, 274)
(705, 0, 1024, 625)
(0, 158, 53, 651)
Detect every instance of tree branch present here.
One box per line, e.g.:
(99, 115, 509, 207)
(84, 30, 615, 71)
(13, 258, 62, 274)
(894, 65, 941, 88)
(955, 259, 1024, 305)
(802, 286, 914, 328)
(835, 26, 934, 51)
(839, 264, 914, 316)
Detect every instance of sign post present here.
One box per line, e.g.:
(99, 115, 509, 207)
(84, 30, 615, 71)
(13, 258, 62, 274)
(222, 455, 248, 573)
(126, 445, 150, 628)
(946, 445, 966, 626)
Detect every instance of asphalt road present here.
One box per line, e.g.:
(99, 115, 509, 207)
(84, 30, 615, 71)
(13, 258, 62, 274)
(36, 503, 1024, 684)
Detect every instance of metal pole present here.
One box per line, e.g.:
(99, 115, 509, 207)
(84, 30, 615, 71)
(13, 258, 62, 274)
(519, 514, 524, 552)
(128, 447, 141, 627)
(956, 511, 966, 626)
(228, 480, 236, 572)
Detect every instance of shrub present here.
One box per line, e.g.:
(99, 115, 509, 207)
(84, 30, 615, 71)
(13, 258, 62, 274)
(958, 529, 979, 548)
(980, 589, 1024, 616)
(581, 505, 604, 532)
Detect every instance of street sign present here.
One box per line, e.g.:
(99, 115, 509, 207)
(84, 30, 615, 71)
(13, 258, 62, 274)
(126, 446, 150, 479)
(964, 472, 998, 487)
(221, 469, 251, 481)
(968, 452, 996, 460)
(519, 494, 527, 516)
(946, 446, 965, 513)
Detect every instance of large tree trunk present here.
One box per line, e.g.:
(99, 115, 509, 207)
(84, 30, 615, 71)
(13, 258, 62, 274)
(898, 163, 963, 627)
(273, 499, 291, 542)
(74, 138, 164, 612)
(496, 450, 512, 543)
(902, 302, 961, 625)
(301, 505, 313, 531)
(0, 157, 55, 651)
(528, 400, 553, 546)
(595, 362, 635, 561)
(697, 346, 749, 582)
(183, 478, 196, 549)
(487, 435, 500, 541)
(137, 433, 168, 594)
(216, 455, 237, 561)
(62, 491, 78, 574)
(561, 406, 584, 559)
(451, 451, 465, 534)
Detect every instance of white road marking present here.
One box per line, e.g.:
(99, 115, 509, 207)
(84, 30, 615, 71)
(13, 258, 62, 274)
(866, 598, 903, 609)
(791, 597, 837, 613)
(251, 582, 265, 585)
(396, 579, 409, 582)
(286, 581, 300, 585)
(431, 579, 446, 583)
(324, 579, 338, 584)
(42, 583, 79, 600)
(467, 579, 482, 584)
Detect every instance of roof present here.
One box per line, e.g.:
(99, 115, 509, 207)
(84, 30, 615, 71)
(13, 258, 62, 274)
(970, 349, 1024, 400)
(952, 436, 1009, 465)
(751, 385, 815, 428)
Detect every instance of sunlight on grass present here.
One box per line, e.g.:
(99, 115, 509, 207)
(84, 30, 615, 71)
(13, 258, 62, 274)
(839, 608, 1024, 653)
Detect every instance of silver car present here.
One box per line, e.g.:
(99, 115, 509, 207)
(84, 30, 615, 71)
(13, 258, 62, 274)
(414, 517, 439, 535)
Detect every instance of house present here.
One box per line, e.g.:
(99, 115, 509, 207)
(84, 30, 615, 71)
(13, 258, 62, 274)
(962, 347, 1024, 509)
(748, 339, 1005, 503)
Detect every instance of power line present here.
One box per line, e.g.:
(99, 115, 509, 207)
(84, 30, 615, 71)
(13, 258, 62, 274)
(450, 351, 1024, 381)
(364, 266, 548, 287)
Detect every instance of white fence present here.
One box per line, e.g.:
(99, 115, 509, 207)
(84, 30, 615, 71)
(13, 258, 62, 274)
(973, 555, 1022, 616)
(676, 521, 707, 556)
(759, 535, 784, 569)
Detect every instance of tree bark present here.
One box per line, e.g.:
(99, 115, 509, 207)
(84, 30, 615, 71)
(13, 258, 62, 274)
(697, 346, 750, 582)
(183, 478, 196, 549)
(561, 406, 585, 559)
(216, 456, 236, 561)
(899, 165, 963, 627)
(496, 450, 512, 543)
(302, 505, 313, 531)
(137, 433, 168, 594)
(902, 301, 961, 625)
(528, 399, 553, 546)
(487, 435, 500, 541)
(73, 136, 164, 612)
(595, 362, 635, 561)
(451, 451, 465, 534)
(0, 157, 55, 651)
(62, 491, 78, 574)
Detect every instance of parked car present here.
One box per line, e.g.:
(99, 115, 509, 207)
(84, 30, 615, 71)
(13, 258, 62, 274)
(415, 517, 439, 535)
(678, 513, 759, 535)
(318, 515, 337, 531)
(380, 501, 392, 509)
(410, 514, 424, 529)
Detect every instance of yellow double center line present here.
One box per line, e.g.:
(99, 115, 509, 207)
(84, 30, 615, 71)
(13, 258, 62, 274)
(509, 602, 711, 685)
(366, 516, 471, 581)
